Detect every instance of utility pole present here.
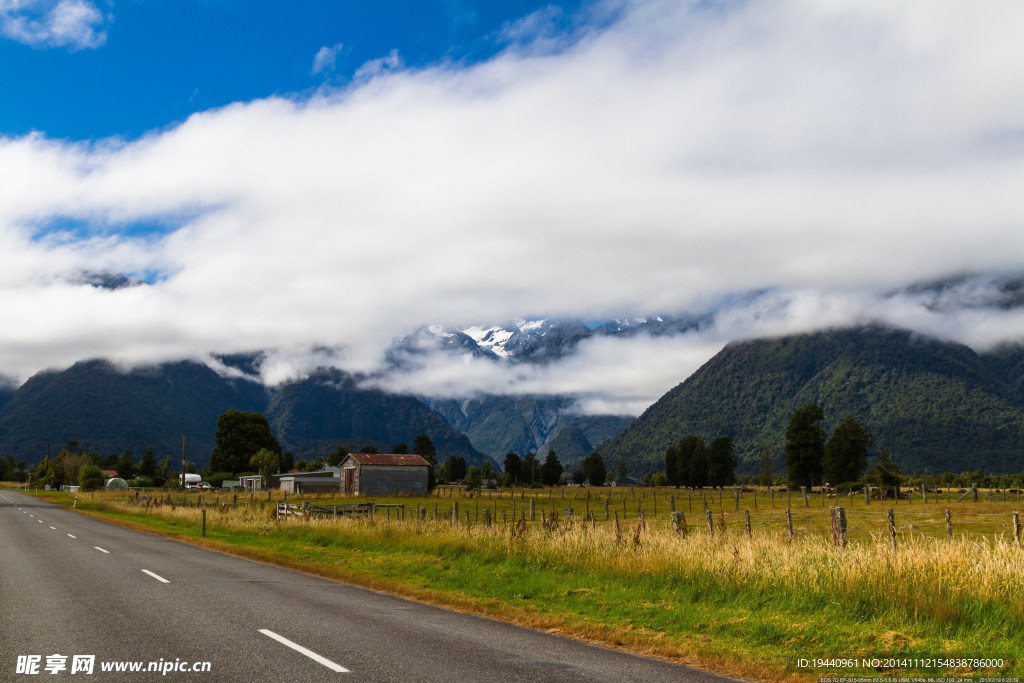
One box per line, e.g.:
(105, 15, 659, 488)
(180, 435, 186, 490)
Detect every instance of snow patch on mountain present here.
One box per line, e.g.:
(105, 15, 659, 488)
(463, 325, 517, 358)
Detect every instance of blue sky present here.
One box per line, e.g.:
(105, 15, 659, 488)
(0, 0, 581, 140)
(0, 0, 1022, 413)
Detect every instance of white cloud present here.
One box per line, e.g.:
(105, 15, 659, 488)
(0, 0, 1023, 412)
(312, 42, 344, 75)
(1, 0, 107, 50)
(351, 48, 403, 82)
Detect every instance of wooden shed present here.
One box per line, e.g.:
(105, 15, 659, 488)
(339, 453, 430, 496)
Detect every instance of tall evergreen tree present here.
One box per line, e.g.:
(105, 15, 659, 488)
(138, 447, 157, 479)
(707, 436, 737, 487)
(522, 452, 540, 485)
(208, 410, 281, 475)
(582, 452, 606, 487)
(786, 403, 826, 487)
(412, 434, 438, 490)
(412, 434, 436, 462)
(540, 450, 563, 486)
(822, 416, 872, 485)
(327, 444, 350, 467)
(676, 435, 706, 488)
(116, 450, 135, 480)
(665, 445, 679, 487)
(503, 452, 522, 483)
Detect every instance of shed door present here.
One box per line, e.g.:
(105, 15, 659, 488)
(345, 469, 354, 494)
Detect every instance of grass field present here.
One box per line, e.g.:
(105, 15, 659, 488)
(8, 483, 1024, 681)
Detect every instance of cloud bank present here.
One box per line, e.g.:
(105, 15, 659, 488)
(1, 0, 1023, 413)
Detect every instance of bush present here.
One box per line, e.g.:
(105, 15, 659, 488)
(78, 464, 105, 491)
(205, 471, 234, 487)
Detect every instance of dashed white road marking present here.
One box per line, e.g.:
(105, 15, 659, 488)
(67, 534, 76, 539)
(94, 547, 110, 554)
(258, 629, 349, 673)
(49, 526, 56, 530)
(141, 570, 170, 584)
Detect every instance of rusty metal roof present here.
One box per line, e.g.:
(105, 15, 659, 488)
(347, 453, 430, 467)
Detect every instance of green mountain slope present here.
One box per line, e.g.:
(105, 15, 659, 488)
(426, 395, 631, 463)
(0, 360, 267, 464)
(599, 327, 1024, 475)
(265, 369, 490, 467)
(0, 362, 488, 469)
(543, 426, 593, 468)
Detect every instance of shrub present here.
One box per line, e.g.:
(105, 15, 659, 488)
(78, 464, 104, 491)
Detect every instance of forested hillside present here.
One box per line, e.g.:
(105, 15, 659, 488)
(600, 327, 1024, 475)
(264, 369, 488, 466)
(0, 360, 266, 464)
(0, 361, 486, 468)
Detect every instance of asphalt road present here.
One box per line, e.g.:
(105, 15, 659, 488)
(0, 490, 741, 682)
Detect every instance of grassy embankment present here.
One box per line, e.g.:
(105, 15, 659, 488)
(8, 483, 1024, 681)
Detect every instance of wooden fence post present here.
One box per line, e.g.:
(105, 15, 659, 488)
(1013, 511, 1020, 546)
(483, 508, 491, 527)
(202, 508, 206, 537)
(734, 487, 740, 511)
(529, 498, 535, 522)
(887, 508, 897, 550)
(670, 494, 676, 513)
(705, 510, 714, 537)
(671, 511, 682, 535)
(785, 508, 793, 541)
(614, 511, 620, 535)
(801, 487, 808, 508)
(744, 509, 751, 537)
(946, 508, 952, 542)
(830, 507, 847, 548)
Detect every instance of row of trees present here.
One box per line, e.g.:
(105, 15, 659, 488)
(26, 444, 185, 491)
(785, 404, 877, 488)
(0, 454, 27, 482)
(664, 436, 737, 488)
(657, 407, 882, 491)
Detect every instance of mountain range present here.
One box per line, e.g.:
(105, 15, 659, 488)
(4, 272, 1024, 476)
(0, 360, 488, 469)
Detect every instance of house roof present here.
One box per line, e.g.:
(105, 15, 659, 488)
(346, 453, 431, 467)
